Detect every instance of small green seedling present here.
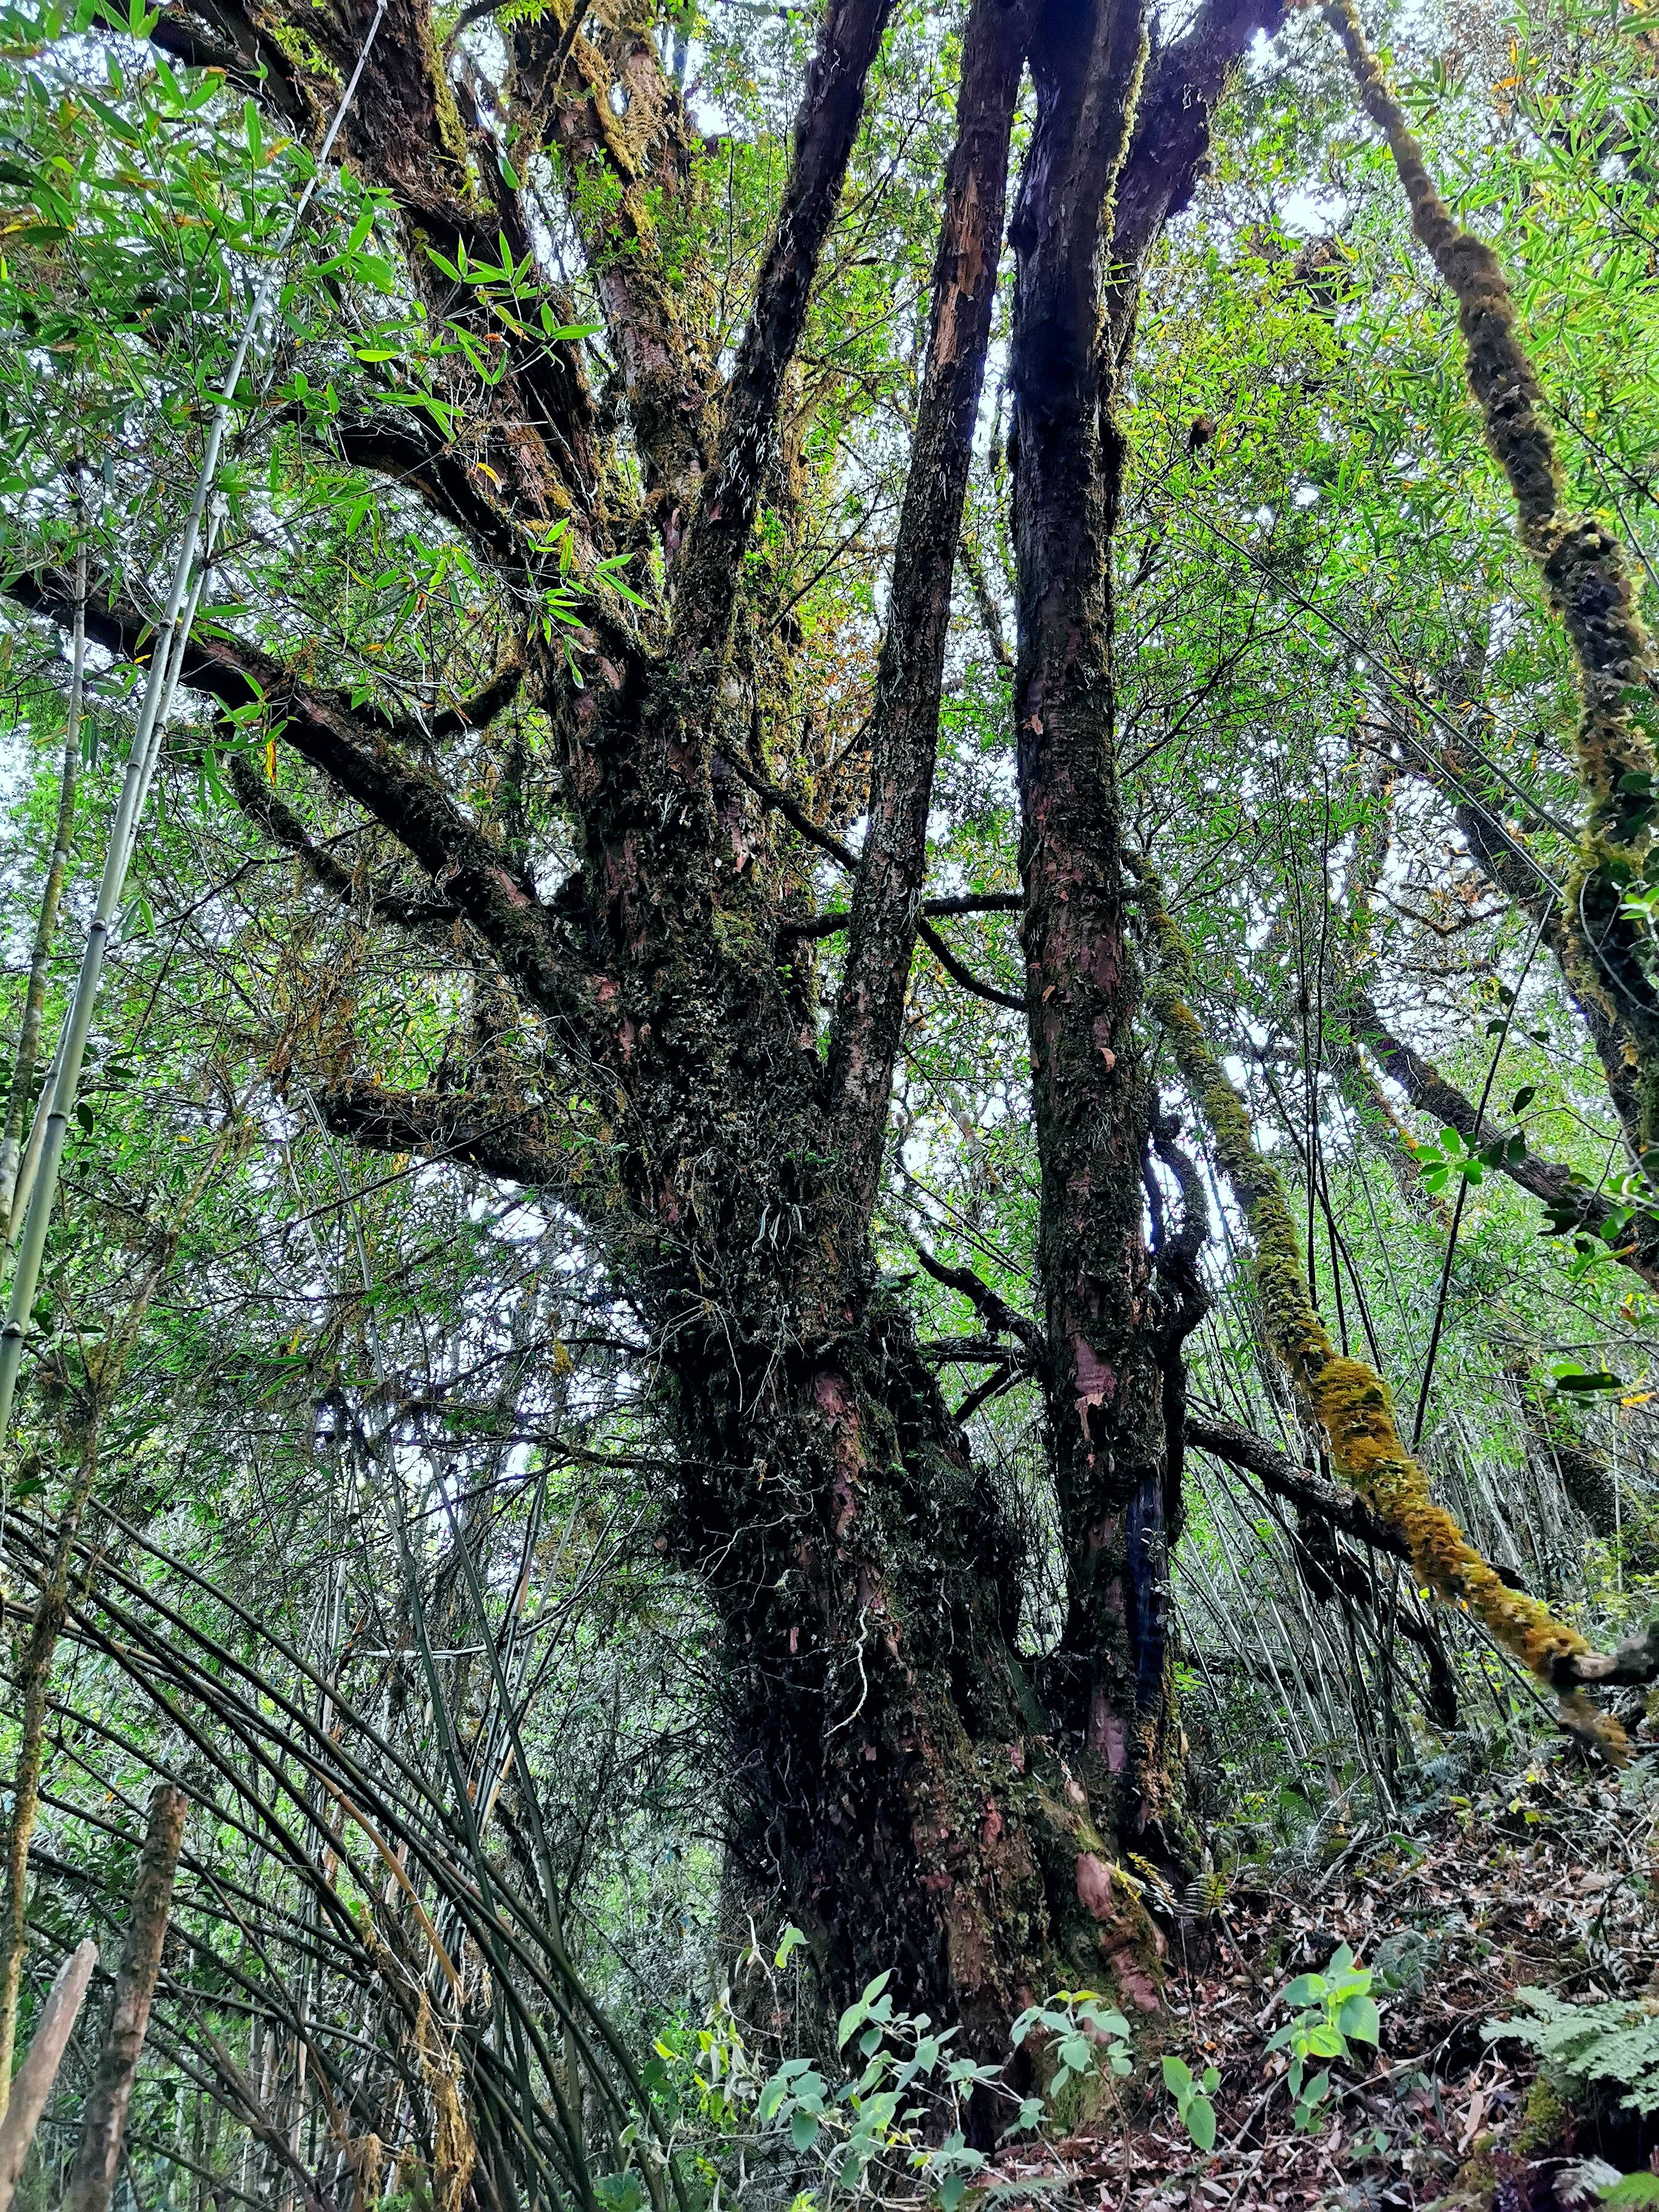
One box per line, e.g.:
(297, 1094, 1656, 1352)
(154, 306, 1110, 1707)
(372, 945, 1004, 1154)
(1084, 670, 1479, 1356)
(1162, 2054, 1219, 2151)
(1265, 1943, 1380, 2131)
(1011, 1989, 1131, 2090)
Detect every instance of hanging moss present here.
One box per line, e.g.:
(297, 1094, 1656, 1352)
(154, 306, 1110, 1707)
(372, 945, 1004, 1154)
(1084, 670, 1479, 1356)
(1321, 0, 1659, 1148)
(1139, 868, 1624, 1755)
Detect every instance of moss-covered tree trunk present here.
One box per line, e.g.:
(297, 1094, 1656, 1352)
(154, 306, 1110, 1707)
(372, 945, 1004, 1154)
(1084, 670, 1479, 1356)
(10, 0, 1276, 2036)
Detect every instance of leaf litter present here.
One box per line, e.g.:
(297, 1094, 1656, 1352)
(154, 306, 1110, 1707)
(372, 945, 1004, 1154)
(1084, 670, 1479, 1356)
(987, 1743, 1659, 2210)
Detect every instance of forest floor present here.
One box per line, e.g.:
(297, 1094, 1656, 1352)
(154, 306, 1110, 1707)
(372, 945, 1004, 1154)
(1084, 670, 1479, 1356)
(989, 1743, 1659, 2211)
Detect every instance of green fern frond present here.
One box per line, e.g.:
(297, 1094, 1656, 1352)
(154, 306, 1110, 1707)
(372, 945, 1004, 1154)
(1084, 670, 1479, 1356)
(1485, 1990, 1659, 2116)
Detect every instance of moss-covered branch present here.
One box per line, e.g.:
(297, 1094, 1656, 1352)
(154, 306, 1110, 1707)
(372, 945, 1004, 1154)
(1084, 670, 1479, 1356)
(1323, 0, 1659, 1144)
(1141, 868, 1626, 1752)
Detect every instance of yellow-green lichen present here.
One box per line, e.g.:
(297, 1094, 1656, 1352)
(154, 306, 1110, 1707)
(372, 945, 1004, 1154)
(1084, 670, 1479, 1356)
(1322, 0, 1659, 1148)
(1141, 867, 1620, 1752)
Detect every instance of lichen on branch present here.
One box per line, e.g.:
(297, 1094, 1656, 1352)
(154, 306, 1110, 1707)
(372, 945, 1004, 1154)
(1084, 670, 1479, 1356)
(1321, 0, 1659, 1145)
(1138, 866, 1625, 1755)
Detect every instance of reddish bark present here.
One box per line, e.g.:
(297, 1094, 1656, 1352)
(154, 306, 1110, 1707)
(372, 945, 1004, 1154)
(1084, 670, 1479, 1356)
(1009, 0, 1170, 1832)
(1008, 0, 1280, 1843)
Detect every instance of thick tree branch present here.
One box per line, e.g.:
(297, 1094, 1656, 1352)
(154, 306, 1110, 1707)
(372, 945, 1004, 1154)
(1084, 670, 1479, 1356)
(225, 749, 462, 935)
(6, 573, 589, 1031)
(152, 0, 605, 537)
(410, 651, 526, 744)
(923, 1334, 1034, 1367)
(668, 0, 897, 671)
(1191, 1405, 1464, 1716)
(1104, 0, 1284, 361)
(1345, 982, 1659, 1290)
(715, 748, 857, 869)
(910, 1243, 1047, 1361)
(301, 1078, 585, 1198)
(1186, 1413, 1411, 1562)
(915, 918, 1025, 1011)
(323, 415, 529, 573)
(525, 15, 715, 551)
(826, 0, 1028, 1214)
(1393, 700, 1647, 1150)
(1010, 0, 1170, 1794)
(1327, 0, 1659, 1143)
(152, 1, 326, 138)
(781, 894, 1023, 939)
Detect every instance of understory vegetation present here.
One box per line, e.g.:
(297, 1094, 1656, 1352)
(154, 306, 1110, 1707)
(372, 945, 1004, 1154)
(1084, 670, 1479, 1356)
(0, 0, 1658, 2196)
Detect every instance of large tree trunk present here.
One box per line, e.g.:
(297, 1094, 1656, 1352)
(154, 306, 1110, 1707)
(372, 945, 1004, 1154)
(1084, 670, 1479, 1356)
(1010, 0, 1173, 1845)
(8, 0, 1276, 2042)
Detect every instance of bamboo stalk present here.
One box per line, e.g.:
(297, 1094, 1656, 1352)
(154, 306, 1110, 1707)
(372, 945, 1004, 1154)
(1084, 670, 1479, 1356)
(0, 1939, 97, 2210)
(1142, 865, 1624, 1751)
(0, 1103, 244, 2097)
(64, 1785, 188, 2212)
(0, 520, 87, 1242)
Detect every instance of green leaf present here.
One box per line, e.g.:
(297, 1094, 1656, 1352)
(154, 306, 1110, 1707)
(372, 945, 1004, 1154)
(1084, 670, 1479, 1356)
(539, 306, 602, 339)
(1185, 2095, 1216, 2152)
(1603, 2177, 1659, 2205)
(1162, 2055, 1193, 2096)
(1338, 1994, 1380, 2046)
(789, 2108, 819, 2151)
